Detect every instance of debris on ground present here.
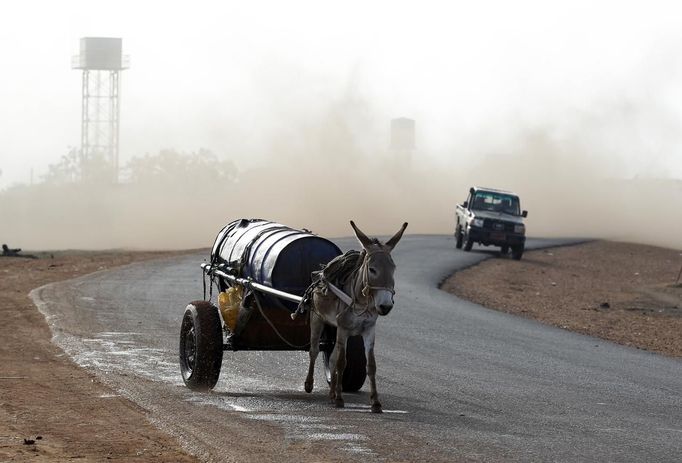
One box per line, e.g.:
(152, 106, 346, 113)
(1, 244, 37, 259)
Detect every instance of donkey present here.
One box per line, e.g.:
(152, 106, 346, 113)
(304, 220, 408, 413)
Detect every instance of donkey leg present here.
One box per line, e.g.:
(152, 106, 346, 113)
(305, 313, 324, 393)
(333, 330, 348, 408)
(328, 342, 339, 402)
(364, 326, 382, 413)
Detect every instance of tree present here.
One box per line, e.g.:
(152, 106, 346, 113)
(43, 148, 80, 184)
(125, 149, 237, 185)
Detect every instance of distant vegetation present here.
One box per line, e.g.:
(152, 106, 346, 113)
(33, 148, 236, 186)
(0, 148, 241, 249)
(42, 148, 81, 184)
(126, 149, 236, 185)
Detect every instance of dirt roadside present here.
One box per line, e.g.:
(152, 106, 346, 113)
(442, 241, 682, 357)
(0, 251, 200, 462)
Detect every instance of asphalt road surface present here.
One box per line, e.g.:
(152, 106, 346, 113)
(33, 236, 682, 462)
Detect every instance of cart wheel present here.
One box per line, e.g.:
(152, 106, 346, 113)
(323, 335, 367, 392)
(179, 301, 223, 391)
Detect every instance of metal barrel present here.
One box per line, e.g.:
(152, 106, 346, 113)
(210, 219, 341, 309)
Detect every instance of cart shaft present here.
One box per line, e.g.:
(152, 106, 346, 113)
(201, 263, 303, 304)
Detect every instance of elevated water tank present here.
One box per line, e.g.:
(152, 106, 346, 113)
(72, 37, 128, 70)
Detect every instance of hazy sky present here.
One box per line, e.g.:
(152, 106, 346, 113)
(2, 0, 682, 188)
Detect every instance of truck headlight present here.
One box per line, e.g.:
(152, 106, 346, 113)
(472, 218, 484, 228)
(514, 224, 525, 234)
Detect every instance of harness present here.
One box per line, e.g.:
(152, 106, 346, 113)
(343, 249, 394, 317)
(293, 247, 395, 319)
(357, 248, 396, 299)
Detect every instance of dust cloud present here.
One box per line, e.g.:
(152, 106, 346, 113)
(463, 129, 682, 250)
(1, 92, 681, 251)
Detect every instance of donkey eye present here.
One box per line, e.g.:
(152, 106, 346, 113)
(369, 267, 377, 275)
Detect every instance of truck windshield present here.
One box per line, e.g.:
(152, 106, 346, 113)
(471, 192, 520, 215)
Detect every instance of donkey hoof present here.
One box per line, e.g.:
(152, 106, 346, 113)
(335, 398, 345, 408)
(371, 403, 383, 414)
(304, 381, 313, 393)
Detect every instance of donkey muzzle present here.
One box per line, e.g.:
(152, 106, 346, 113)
(374, 289, 394, 316)
(378, 303, 393, 316)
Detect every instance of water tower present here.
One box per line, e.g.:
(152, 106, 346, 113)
(72, 37, 129, 183)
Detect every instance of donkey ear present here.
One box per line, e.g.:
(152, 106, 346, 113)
(350, 220, 372, 248)
(385, 222, 408, 250)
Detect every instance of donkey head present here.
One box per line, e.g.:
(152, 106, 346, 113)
(349, 221, 408, 316)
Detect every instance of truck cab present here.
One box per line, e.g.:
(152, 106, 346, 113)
(455, 187, 528, 260)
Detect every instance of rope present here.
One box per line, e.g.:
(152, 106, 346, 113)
(295, 247, 396, 318)
(293, 250, 364, 319)
(237, 225, 291, 275)
(332, 247, 395, 317)
(203, 270, 207, 300)
(253, 292, 310, 349)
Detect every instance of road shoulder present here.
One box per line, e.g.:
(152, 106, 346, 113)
(0, 251, 200, 462)
(442, 241, 682, 357)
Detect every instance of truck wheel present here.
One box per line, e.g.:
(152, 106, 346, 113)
(323, 335, 367, 392)
(500, 245, 509, 255)
(179, 301, 223, 391)
(463, 232, 474, 252)
(511, 245, 524, 261)
(455, 226, 463, 249)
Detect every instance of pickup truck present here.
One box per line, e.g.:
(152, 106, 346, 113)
(455, 186, 528, 260)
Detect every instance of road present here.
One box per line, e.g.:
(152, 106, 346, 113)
(32, 236, 682, 462)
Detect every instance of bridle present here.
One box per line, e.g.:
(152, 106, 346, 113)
(315, 247, 396, 319)
(358, 248, 396, 298)
(343, 248, 395, 316)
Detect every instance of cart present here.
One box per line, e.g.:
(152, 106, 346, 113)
(178, 219, 367, 392)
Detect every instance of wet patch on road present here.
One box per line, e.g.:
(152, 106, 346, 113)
(32, 282, 410, 459)
(183, 392, 388, 456)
